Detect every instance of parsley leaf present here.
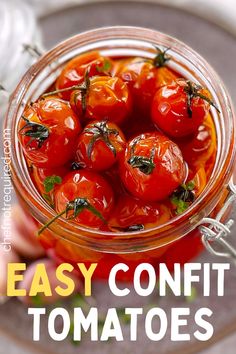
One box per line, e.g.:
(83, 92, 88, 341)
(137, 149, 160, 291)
(171, 180, 195, 215)
(43, 175, 62, 193)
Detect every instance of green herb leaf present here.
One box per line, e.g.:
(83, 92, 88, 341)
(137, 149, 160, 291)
(96, 59, 111, 73)
(43, 175, 62, 193)
(171, 196, 189, 215)
(186, 180, 195, 191)
(171, 180, 195, 215)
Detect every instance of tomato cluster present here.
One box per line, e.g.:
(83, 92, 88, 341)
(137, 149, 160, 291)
(18, 49, 217, 233)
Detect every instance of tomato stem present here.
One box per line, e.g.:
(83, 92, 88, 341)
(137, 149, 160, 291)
(84, 120, 118, 159)
(18, 115, 49, 149)
(38, 197, 106, 236)
(38, 209, 66, 235)
(128, 147, 156, 175)
(153, 46, 171, 67)
(42, 85, 82, 98)
(42, 71, 90, 114)
(184, 80, 220, 117)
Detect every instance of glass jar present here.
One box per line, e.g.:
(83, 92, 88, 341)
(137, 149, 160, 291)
(4, 27, 236, 280)
(0, 0, 43, 120)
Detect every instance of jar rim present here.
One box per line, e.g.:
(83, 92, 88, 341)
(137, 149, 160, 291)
(5, 26, 236, 251)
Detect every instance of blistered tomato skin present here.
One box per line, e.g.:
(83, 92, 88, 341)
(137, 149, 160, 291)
(56, 51, 114, 100)
(70, 76, 132, 125)
(116, 57, 178, 112)
(120, 132, 186, 202)
(18, 97, 81, 168)
(178, 115, 216, 169)
(31, 165, 68, 195)
(75, 120, 126, 171)
(151, 79, 211, 138)
(54, 170, 114, 228)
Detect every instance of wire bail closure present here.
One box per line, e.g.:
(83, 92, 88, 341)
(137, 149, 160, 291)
(199, 178, 236, 264)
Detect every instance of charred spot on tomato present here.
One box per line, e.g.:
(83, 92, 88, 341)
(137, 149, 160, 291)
(111, 224, 145, 232)
(70, 162, 84, 170)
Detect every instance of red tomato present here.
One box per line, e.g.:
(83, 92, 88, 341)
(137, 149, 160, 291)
(75, 120, 126, 171)
(54, 170, 114, 228)
(70, 76, 132, 125)
(56, 51, 113, 100)
(116, 53, 178, 112)
(120, 132, 186, 202)
(108, 195, 171, 231)
(18, 97, 81, 168)
(31, 165, 68, 198)
(151, 79, 215, 138)
(103, 164, 127, 198)
(178, 115, 217, 168)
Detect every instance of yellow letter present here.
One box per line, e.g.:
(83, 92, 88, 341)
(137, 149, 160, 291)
(7, 263, 26, 296)
(55, 263, 75, 296)
(29, 264, 52, 297)
(77, 263, 97, 296)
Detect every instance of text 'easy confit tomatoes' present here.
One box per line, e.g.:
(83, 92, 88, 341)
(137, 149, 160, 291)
(75, 120, 126, 171)
(151, 79, 219, 138)
(18, 97, 81, 168)
(120, 132, 186, 202)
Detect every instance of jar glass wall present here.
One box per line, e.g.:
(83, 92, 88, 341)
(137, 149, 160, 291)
(4, 27, 236, 278)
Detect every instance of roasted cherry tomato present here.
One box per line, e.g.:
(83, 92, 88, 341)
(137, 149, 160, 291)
(120, 132, 186, 201)
(70, 75, 132, 125)
(178, 114, 216, 168)
(116, 48, 178, 112)
(75, 120, 126, 171)
(151, 79, 218, 138)
(53, 170, 114, 228)
(31, 165, 69, 206)
(108, 195, 171, 231)
(56, 51, 114, 100)
(18, 97, 81, 168)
